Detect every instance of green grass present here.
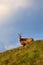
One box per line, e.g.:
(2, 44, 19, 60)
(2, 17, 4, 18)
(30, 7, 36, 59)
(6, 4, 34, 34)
(0, 40, 43, 65)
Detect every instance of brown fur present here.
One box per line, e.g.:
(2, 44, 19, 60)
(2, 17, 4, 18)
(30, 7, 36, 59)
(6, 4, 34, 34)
(18, 34, 34, 46)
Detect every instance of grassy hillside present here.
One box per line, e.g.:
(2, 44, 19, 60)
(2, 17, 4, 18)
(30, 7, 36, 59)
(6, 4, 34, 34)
(0, 40, 43, 65)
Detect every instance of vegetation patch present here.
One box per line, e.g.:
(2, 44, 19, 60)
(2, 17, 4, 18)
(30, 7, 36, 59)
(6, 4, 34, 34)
(0, 40, 43, 65)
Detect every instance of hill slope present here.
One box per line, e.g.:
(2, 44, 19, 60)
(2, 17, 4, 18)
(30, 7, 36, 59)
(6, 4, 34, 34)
(0, 40, 43, 65)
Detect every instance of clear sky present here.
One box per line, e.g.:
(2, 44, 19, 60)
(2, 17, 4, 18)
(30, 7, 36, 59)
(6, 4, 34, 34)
(0, 0, 43, 52)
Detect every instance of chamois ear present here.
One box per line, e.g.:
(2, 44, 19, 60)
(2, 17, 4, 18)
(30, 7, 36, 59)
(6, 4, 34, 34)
(17, 33, 20, 36)
(17, 33, 21, 36)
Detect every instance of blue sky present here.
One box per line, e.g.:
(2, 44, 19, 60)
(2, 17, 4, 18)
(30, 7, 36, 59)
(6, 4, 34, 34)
(0, 0, 43, 52)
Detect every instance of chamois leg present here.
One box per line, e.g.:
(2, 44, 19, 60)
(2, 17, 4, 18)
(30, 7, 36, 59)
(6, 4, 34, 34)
(23, 44, 26, 46)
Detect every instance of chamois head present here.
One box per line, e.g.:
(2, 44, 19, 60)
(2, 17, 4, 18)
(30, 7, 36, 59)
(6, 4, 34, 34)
(18, 33, 21, 41)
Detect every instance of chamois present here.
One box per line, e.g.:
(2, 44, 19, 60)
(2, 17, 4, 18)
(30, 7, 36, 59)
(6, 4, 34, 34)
(18, 34, 34, 46)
